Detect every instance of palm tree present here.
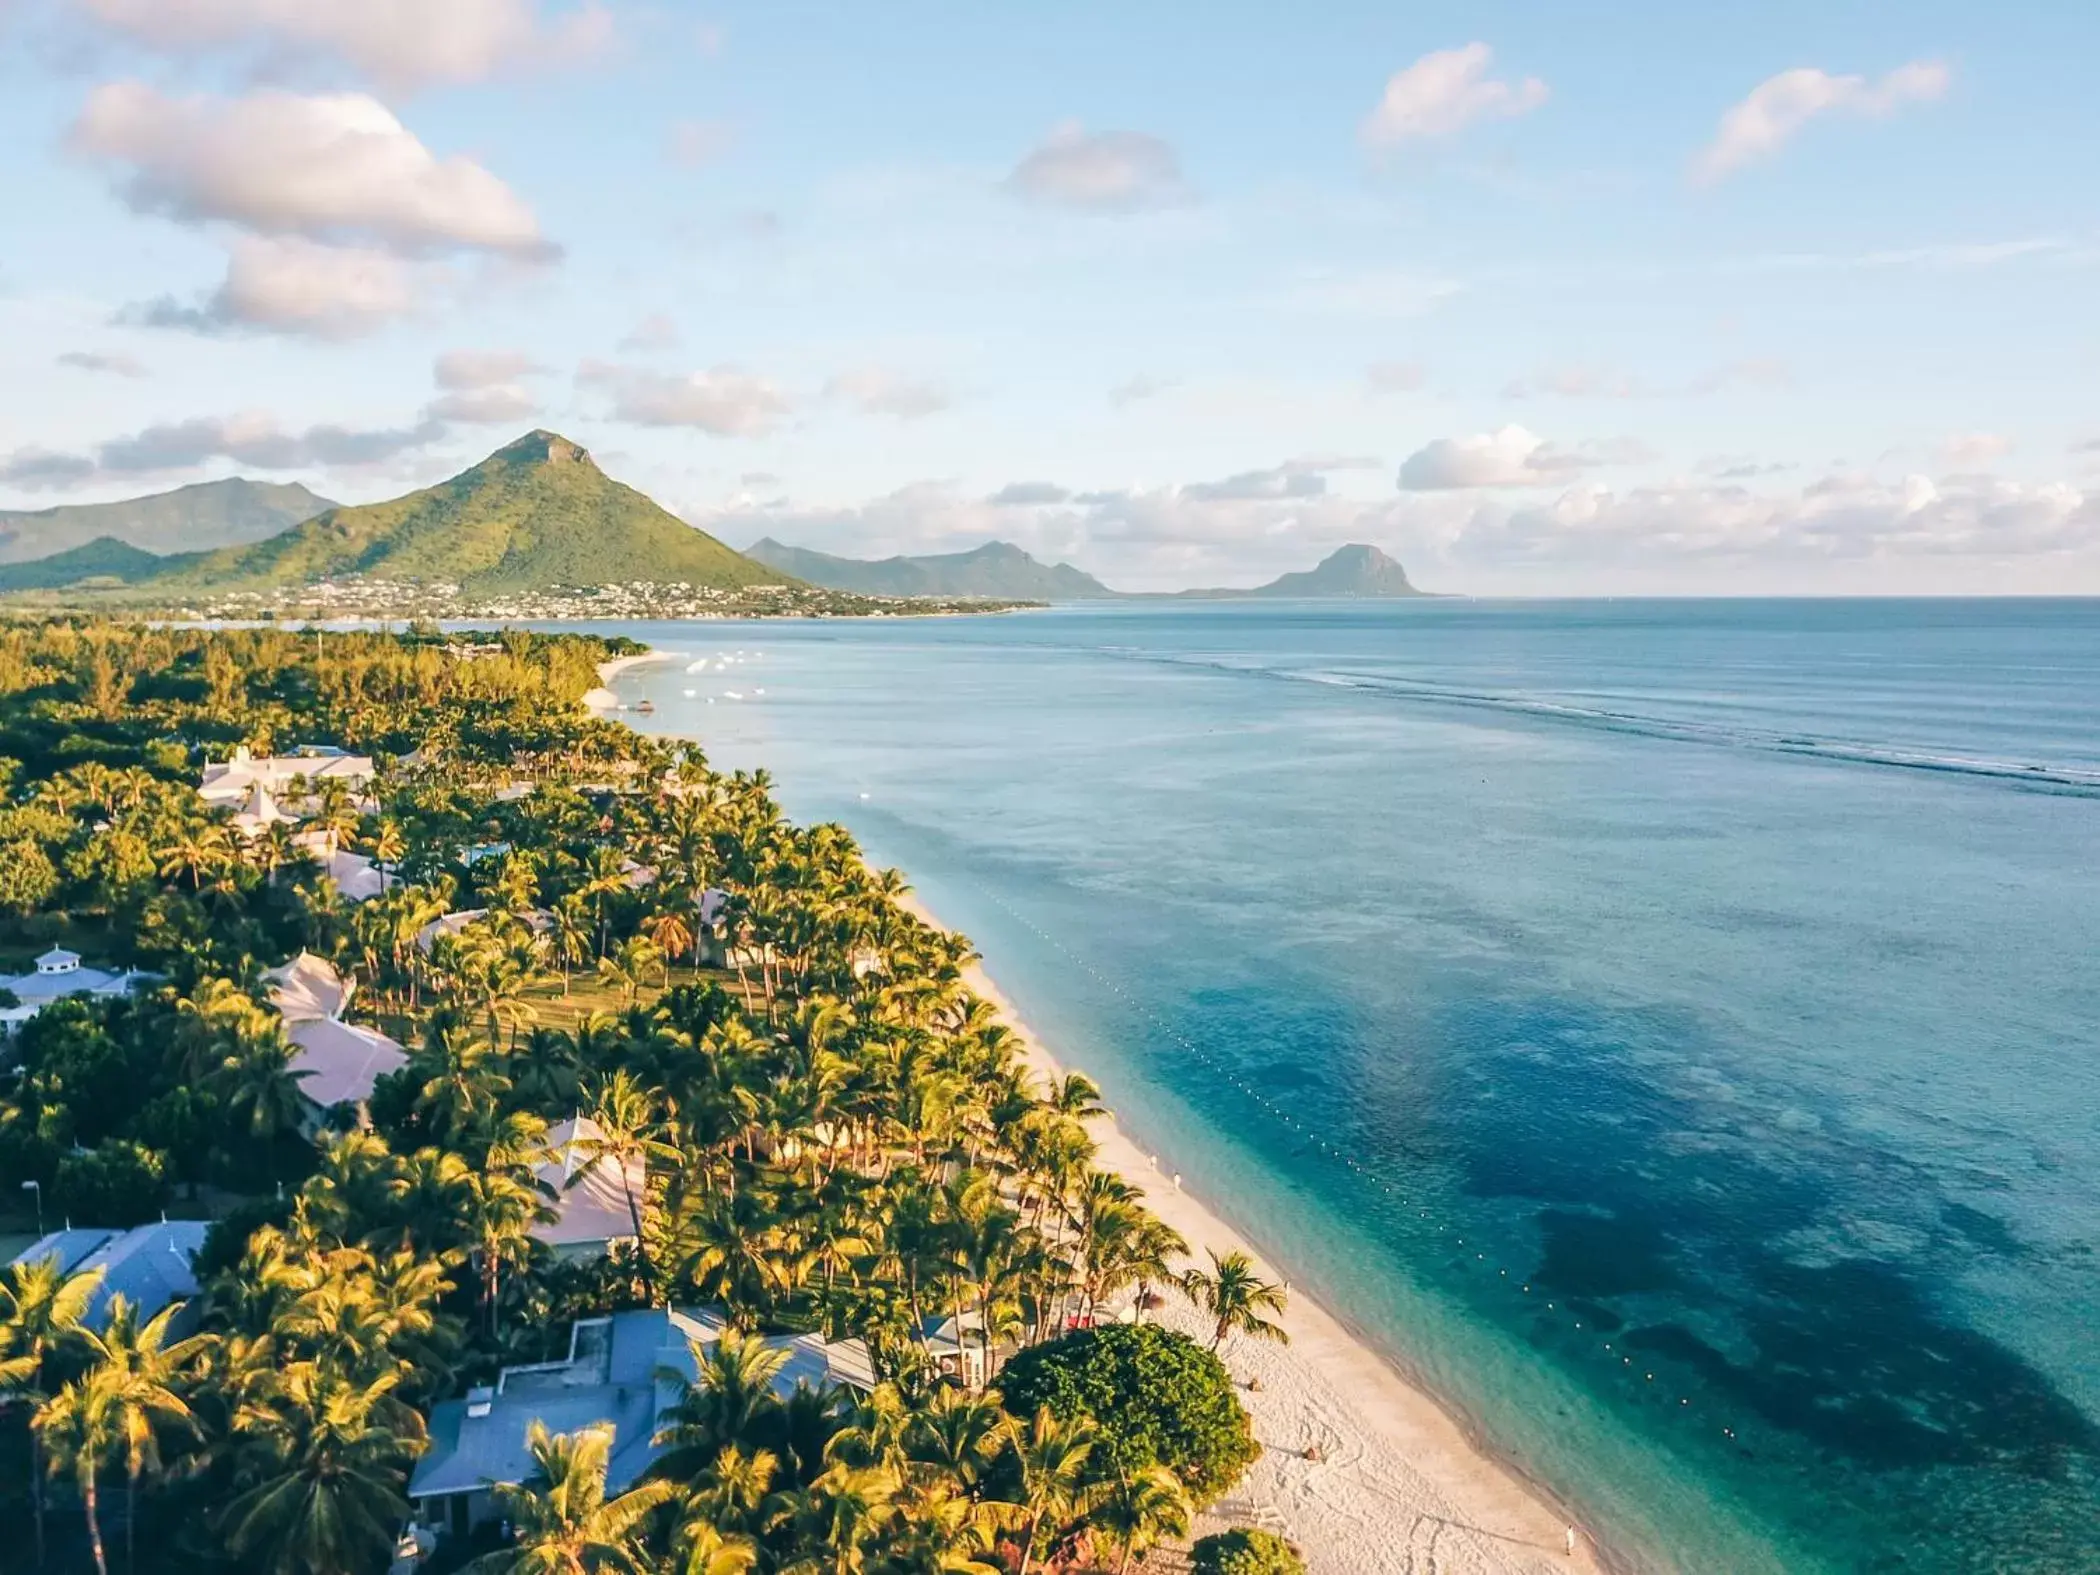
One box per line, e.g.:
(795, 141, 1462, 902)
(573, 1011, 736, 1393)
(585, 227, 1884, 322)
(645, 907, 694, 970)
(1092, 1465, 1192, 1574)
(468, 1420, 677, 1575)
(671, 1518, 759, 1575)
(87, 1295, 206, 1574)
(572, 1072, 676, 1283)
(0, 1256, 104, 1567)
(905, 1387, 1008, 1498)
(651, 1333, 791, 1481)
(1003, 1407, 1100, 1575)
(219, 1363, 426, 1575)
(1179, 1249, 1290, 1352)
(36, 1369, 121, 1575)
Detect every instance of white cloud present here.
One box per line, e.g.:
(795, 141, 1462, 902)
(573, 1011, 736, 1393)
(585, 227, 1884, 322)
(1941, 432, 2012, 469)
(1504, 365, 1641, 400)
(128, 235, 422, 338)
(1360, 43, 1548, 148)
(74, 0, 613, 90)
(427, 349, 542, 423)
(1109, 374, 1172, 408)
(825, 368, 952, 421)
(57, 350, 147, 377)
(1695, 61, 1951, 183)
(4, 412, 450, 489)
(72, 84, 551, 257)
(577, 360, 788, 435)
(427, 386, 539, 424)
(617, 313, 682, 353)
(669, 119, 734, 168)
(1399, 426, 1654, 490)
(1003, 122, 1187, 212)
(1366, 361, 1427, 394)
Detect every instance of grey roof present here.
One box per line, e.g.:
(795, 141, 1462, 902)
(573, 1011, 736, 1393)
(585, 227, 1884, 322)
(409, 1308, 872, 1501)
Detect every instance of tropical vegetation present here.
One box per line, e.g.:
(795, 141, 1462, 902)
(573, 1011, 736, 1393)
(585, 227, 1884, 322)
(0, 620, 1286, 1573)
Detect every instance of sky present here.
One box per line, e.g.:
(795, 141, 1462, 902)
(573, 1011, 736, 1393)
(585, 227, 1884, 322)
(2, 0, 2097, 595)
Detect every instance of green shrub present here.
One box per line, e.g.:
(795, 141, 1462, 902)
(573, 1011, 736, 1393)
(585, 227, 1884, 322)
(1190, 1528, 1305, 1575)
(995, 1321, 1257, 1506)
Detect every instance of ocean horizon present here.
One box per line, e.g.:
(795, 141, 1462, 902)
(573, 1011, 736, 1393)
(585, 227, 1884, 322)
(582, 598, 2100, 1574)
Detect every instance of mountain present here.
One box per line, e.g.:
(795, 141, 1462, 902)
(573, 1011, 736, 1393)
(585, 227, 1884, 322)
(1170, 544, 1425, 599)
(0, 536, 191, 592)
(1243, 543, 1422, 598)
(746, 538, 1119, 599)
(0, 478, 334, 564)
(158, 432, 791, 597)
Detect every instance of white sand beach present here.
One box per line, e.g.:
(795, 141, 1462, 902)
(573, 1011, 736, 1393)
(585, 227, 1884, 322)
(898, 892, 1608, 1575)
(583, 651, 678, 713)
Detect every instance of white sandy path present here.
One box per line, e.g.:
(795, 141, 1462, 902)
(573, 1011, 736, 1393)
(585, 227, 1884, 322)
(895, 892, 1606, 1575)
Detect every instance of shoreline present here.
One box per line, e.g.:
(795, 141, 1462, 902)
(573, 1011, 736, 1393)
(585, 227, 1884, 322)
(583, 649, 679, 712)
(896, 888, 1613, 1575)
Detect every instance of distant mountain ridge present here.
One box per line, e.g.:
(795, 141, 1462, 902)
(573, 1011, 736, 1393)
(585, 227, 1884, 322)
(150, 431, 789, 597)
(746, 538, 1119, 599)
(1187, 543, 1424, 599)
(0, 477, 333, 564)
(0, 536, 191, 592)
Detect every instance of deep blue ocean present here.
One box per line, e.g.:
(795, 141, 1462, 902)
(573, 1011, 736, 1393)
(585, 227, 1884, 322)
(594, 600, 2100, 1574)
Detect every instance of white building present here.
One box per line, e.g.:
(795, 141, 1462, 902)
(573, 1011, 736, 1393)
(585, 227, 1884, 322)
(260, 952, 403, 1128)
(533, 1116, 644, 1260)
(199, 744, 374, 809)
(0, 948, 155, 1031)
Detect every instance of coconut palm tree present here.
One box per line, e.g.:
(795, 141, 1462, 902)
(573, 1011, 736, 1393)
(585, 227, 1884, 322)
(671, 1519, 759, 1575)
(86, 1294, 207, 1574)
(468, 1420, 677, 1575)
(1179, 1249, 1290, 1352)
(218, 1363, 426, 1575)
(572, 1071, 675, 1283)
(1092, 1465, 1192, 1574)
(34, 1368, 121, 1575)
(1002, 1407, 1100, 1575)
(0, 1255, 104, 1567)
(652, 1333, 792, 1480)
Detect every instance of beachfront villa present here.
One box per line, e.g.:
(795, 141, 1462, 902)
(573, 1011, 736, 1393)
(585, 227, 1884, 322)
(407, 1308, 874, 1539)
(0, 947, 157, 1032)
(417, 907, 554, 955)
(198, 744, 374, 808)
(7, 1220, 210, 1334)
(533, 1115, 645, 1260)
(261, 951, 404, 1129)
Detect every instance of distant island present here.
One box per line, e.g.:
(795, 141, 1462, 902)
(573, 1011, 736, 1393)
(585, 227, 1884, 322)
(0, 434, 1434, 616)
(753, 537, 1429, 602)
(747, 537, 1120, 599)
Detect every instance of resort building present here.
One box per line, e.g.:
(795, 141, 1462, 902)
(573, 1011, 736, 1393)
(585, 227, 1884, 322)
(227, 781, 297, 840)
(6, 1220, 210, 1335)
(198, 744, 374, 808)
(0, 948, 156, 1032)
(260, 951, 403, 1128)
(531, 1116, 643, 1260)
(263, 951, 355, 1023)
(416, 908, 553, 955)
(407, 1308, 873, 1538)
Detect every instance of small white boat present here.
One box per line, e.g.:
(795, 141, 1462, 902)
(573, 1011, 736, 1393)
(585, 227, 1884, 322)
(682, 689, 697, 698)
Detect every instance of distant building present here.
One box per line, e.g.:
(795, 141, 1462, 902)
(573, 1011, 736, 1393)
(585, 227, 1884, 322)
(292, 828, 391, 903)
(262, 951, 355, 1024)
(0, 948, 156, 1031)
(416, 908, 552, 956)
(286, 1016, 407, 1132)
(227, 781, 298, 840)
(7, 1220, 210, 1335)
(198, 744, 374, 809)
(532, 1116, 643, 1260)
(408, 1307, 873, 1539)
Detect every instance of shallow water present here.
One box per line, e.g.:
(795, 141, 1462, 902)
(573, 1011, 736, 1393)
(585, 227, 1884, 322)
(594, 600, 2100, 1574)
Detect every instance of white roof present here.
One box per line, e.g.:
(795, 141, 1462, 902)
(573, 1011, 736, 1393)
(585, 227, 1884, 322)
(533, 1116, 644, 1249)
(199, 750, 374, 805)
(36, 947, 80, 971)
(326, 849, 388, 902)
(287, 1017, 407, 1111)
(262, 952, 352, 1023)
(417, 908, 550, 954)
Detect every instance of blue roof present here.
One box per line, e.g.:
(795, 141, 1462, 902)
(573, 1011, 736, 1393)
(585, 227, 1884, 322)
(74, 1221, 208, 1329)
(9, 1228, 119, 1276)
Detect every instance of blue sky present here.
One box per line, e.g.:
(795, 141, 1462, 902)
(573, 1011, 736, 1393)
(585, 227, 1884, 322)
(3, 0, 2096, 593)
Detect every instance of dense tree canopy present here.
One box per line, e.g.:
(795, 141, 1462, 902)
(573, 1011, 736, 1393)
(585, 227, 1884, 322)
(995, 1322, 1257, 1508)
(0, 621, 1278, 1575)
